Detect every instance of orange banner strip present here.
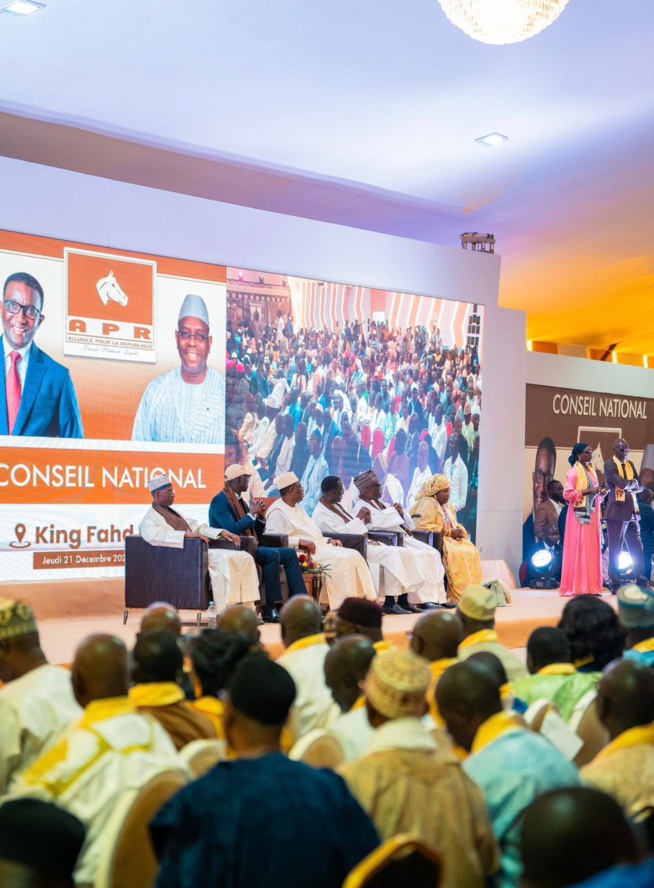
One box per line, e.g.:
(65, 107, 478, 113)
(0, 449, 224, 505)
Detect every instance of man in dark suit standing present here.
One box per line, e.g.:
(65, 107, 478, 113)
(1, 272, 83, 438)
(209, 465, 306, 622)
(604, 438, 648, 591)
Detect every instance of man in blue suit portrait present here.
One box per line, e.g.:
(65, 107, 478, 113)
(1, 272, 83, 438)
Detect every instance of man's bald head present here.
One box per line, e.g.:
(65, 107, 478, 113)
(324, 636, 376, 713)
(72, 634, 128, 708)
(216, 606, 262, 648)
(596, 658, 654, 740)
(132, 630, 183, 685)
(140, 603, 182, 638)
(436, 660, 502, 751)
(410, 611, 462, 662)
(521, 787, 638, 888)
(280, 596, 322, 648)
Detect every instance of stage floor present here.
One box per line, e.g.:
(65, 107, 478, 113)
(36, 589, 618, 666)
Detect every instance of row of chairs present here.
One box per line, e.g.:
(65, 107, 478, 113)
(123, 528, 443, 622)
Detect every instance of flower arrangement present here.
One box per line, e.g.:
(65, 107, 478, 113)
(297, 552, 330, 578)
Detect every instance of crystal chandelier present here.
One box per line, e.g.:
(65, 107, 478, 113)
(437, 0, 571, 45)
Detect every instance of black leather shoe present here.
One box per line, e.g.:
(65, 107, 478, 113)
(397, 596, 421, 613)
(262, 608, 280, 624)
(382, 603, 412, 615)
(440, 602, 457, 609)
(417, 602, 440, 611)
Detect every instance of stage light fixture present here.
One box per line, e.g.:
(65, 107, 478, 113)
(618, 551, 635, 580)
(527, 547, 559, 589)
(436, 0, 570, 45)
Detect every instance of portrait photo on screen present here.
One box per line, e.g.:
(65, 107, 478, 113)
(0, 231, 227, 445)
(225, 268, 483, 539)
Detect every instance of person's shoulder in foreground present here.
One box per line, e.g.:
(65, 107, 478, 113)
(151, 654, 378, 888)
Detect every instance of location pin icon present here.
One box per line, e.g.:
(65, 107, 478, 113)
(14, 523, 26, 544)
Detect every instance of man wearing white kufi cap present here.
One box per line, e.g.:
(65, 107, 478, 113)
(264, 471, 377, 610)
(132, 294, 225, 443)
(139, 474, 259, 612)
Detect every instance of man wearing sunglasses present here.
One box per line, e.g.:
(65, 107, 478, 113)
(1, 272, 83, 438)
(132, 293, 224, 443)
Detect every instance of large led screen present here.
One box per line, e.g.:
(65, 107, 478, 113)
(0, 231, 484, 584)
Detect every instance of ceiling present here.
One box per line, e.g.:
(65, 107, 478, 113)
(1, 0, 653, 354)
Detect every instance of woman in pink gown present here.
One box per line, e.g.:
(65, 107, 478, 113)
(560, 442, 607, 597)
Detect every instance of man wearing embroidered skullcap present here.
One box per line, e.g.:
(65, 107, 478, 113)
(132, 293, 225, 443)
(456, 585, 528, 681)
(351, 469, 447, 611)
(10, 634, 178, 885)
(618, 583, 654, 666)
(0, 598, 81, 793)
(436, 659, 580, 888)
(0, 799, 86, 887)
(581, 658, 654, 818)
(341, 650, 499, 888)
(139, 474, 260, 613)
(151, 654, 379, 888)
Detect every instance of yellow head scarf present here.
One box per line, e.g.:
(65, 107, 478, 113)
(416, 474, 450, 501)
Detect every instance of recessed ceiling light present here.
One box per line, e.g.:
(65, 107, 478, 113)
(1, 0, 45, 15)
(475, 132, 508, 148)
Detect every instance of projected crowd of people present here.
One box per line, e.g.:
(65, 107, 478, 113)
(225, 312, 483, 539)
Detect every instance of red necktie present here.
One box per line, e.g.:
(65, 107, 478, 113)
(7, 351, 22, 435)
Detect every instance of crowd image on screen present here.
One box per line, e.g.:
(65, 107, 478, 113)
(225, 293, 482, 538)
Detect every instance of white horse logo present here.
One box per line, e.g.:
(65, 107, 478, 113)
(96, 271, 129, 307)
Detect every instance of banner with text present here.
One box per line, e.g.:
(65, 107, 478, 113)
(0, 230, 226, 581)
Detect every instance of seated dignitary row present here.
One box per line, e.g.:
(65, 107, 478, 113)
(140, 465, 480, 618)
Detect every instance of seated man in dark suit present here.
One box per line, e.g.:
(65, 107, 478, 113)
(1, 272, 83, 438)
(209, 465, 307, 622)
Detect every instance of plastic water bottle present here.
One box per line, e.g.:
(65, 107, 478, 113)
(207, 601, 217, 629)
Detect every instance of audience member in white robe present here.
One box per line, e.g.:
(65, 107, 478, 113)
(406, 441, 433, 511)
(313, 476, 434, 615)
(0, 600, 82, 794)
(324, 635, 377, 762)
(11, 635, 180, 886)
(265, 472, 377, 610)
(139, 474, 259, 612)
(443, 434, 469, 512)
(428, 404, 448, 464)
(300, 429, 329, 516)
(277, 598, 339, 743)
(353, 470, 447, 608)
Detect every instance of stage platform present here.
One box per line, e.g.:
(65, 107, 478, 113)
(32, 588, 617, 666)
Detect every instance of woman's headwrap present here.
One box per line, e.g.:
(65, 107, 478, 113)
(416, 473, 450, 501)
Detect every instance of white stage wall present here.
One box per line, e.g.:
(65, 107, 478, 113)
(0, 155, 526, 576)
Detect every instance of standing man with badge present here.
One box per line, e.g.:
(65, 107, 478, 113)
(604, 438, 649, 591)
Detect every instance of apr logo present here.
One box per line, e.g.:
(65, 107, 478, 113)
(9, 523, 31, 549)
(96, 271, 129, 307)
(64, 248, 156, 364)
